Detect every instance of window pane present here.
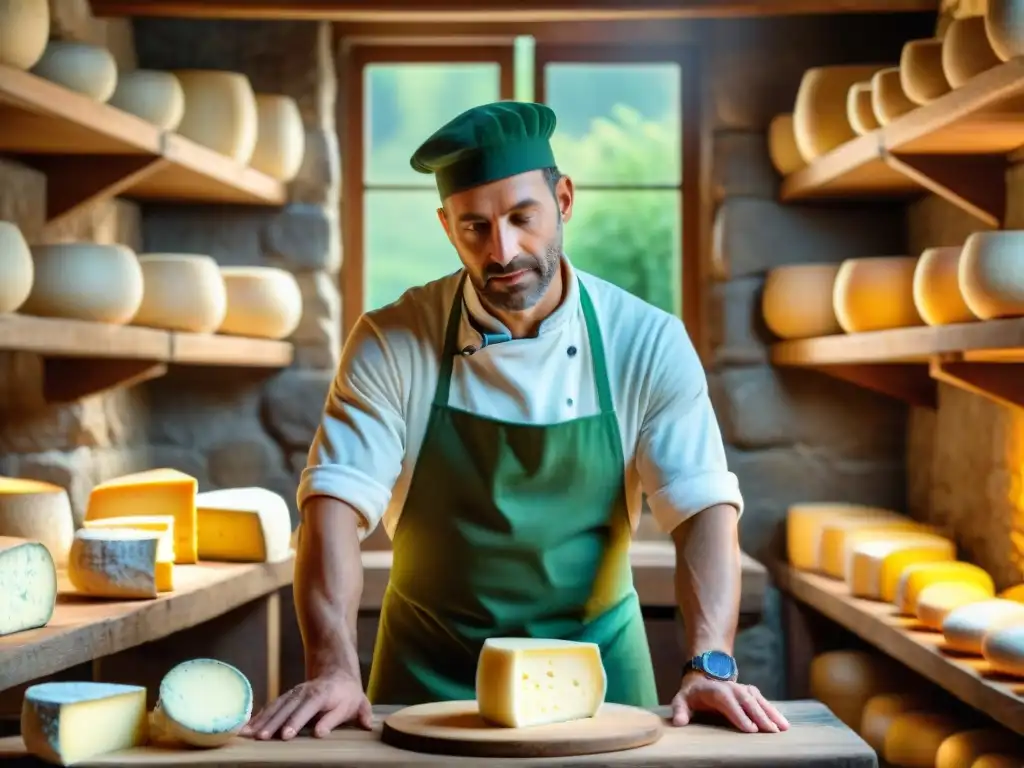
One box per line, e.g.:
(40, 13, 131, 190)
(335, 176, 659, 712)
(543, 63, 681, 186)
(365, 63, 502, 186)
(564, 190, 681, 316)
(364, 190, 462, 311)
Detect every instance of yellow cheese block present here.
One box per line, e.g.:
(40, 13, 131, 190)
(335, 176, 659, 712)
(786, 502, 901, 571)
(847, 537, 956, 600)
(82, 516, 175, 592)
(935, 729, 1022, 768)
(942, 599, 1024, 655)
(86, 469, 198, 564)
(0, 476, 75, 567)
(916, 582, 994, 630)
(809, 650, 902, 732)
(883, 712, 962, 768)
(68, 529, 162, 600)
(820, 519, 939, 580)
(476, 638, 607, 728)
(196, 487, 292, 563)
(983, 624, 1024, 677)
(895, 561, 995, 616)
(860, 692, 930, 754)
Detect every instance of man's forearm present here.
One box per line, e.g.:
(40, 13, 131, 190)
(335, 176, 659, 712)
(671, 504, 742, 658)
(294, 496, 365, 681)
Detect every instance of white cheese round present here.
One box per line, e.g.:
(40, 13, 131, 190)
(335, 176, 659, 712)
(31, 41, 118, 103)
(943, 16, 1002, 88)
(986, 1, 1024, 61)
(942, 599, 1024, 655)
(132, 254, 228, 334)
(173, 70, 259, 163)
(762, 263, 843, 340)
(153, 658, 253, 748)
(846, 81, 881, 136)
(870, 68, 917, 127)
(767, 113, 806, 175)
(913, 246, 979, 326)
(108, 70, 185, 130)
(21, 243, 144, 324)
(793, 65, 887, 162)
(218, 266, 303, 340)
(900, 38, 951, 106)
(959, 231, 1024, 320)
(0, 0, 49, 70)
(0, 477, 75, 567)
(0, 221, 33, 314)
(916, 581, 994, 631)
(833, 256, 924, 333)
(251, 94, 306, 182)
(982, 623, 1024, 677)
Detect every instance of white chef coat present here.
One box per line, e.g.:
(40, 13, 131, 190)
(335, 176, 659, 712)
(298, 257, 744, 539)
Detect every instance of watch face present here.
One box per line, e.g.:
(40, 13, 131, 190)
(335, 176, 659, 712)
(703, 651, 735, 679)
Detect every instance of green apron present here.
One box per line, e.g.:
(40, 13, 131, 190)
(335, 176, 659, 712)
(366, 272, 659, 707)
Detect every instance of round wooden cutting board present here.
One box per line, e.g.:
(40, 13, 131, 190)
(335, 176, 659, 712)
(381, 701, 664, 758)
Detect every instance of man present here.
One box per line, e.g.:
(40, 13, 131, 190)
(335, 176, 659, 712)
(243, 101, 789, 741)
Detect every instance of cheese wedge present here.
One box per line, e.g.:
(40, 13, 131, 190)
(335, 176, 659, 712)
(68, 529, 162, 600)
(935, 729, 1022, 768)
(822, 522, 941, 580)
(476, 637, 607, 728)
(0, 536, 57, 637)
(82, 516, 175, 592)
(153, 658, 254, 747)
(983, 624, 1024, 677)
(883, 712, 962, 768)
(86, 469, 198, 564)
(21, 682, 148, 765)
(916, 582, 994, 630)
(847, 536, 956, 600)
(809, 650, 902, 732)
(942, 599, 1024, 655)
(894, 561, 995, 616)
(0, 476, 75, 566)
(195, 487, 292, 563)
(860, 692, 930, 754)
(786, 502, 901, 571)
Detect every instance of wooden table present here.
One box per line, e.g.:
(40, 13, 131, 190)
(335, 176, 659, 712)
(0, 701, 875, 767)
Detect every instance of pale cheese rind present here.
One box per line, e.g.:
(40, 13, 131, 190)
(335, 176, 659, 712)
(82, 515, 176, 592)
(821, 520, 939, 580)
(847, 536, 955, 600)
(0, 476, 75, 567)
(982, 624, 1024, 677)
(942, 599, 1024, 655)
(894, 561, 995, 616)
(0, 536, 57, 637)
(916, 582, 994, 631)
(154, 658, 254, 748)
(195, 487, 292, 563)
(68, 528, 161, 599)
(786, 502, 900, 572)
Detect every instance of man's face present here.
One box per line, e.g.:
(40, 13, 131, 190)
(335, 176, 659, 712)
(438, 170, 574, 313)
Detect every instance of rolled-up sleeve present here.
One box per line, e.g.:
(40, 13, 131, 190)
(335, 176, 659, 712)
(296, 315, 406, 538)
(636, 316, 744, 534)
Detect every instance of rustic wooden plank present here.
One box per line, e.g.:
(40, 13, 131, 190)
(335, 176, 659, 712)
(169, 332, 294, 368)
(0, 316, 171, 360)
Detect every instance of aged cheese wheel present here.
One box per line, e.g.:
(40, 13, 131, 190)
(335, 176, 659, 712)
(987, 0, 1024, 61)
(943, 16, 1002, 88)
(895, 561, 995, 616)
(0, 0, 49, 70)
(871, 68, 917, 126)
(972, 755, 1024, 768)
(251, 94, 306, 182)
(31, 41, 118, 103)
(819, 518, 938, 580)
(943, 599, 1024, 654)
(959, 231, 1024, 320)
(913, 246, 979, 326)
(833, 256, 924, 333)
(787, 502, 900, 572)
(792, 65, 888, 162)
(884, 712, 962, 768)
(936, 729, 1022, 768)
(983, 623, 1024, 676)
(900, 38, 952, 105)
(767, 114, 806, 175)
(762, 264, 843, 340)
(809, 650, 902, 731)
(132, 254, 227, 334)
(218, 266, 302, 340)
(22, 243, 144, 324)
(860, 692, 930, 754)
(846, 82, 881, 136)
(152, 659, 253, 748)
(0, 221, 33, 314)
(108, 70, 185, 130)
(916, 581, 995, 630)
(848, 538, 957, 601)
(999, 584, 1024, 602)
(0, 477, 75, 567)
(174, 70, 259, 163)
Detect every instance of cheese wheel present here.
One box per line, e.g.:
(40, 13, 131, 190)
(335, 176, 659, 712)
(21, 243, 144, 324)
(31, 41, 118, 103)
(809, 650, 903, 731)
(900, 39, 951, 106)
(916, 581, 995, 630)
(833, 256, 924, 333)
(819, 518, 938, 580)
(174, 70, 259, 163)
(196, 487, 293, 563)
(0, 477, 75, 567)
(762, 264, 843, 340)
(0, 536, 57, 637)
(218, 266, 303, 340)
(68, 528, 162, 599)
(936, 729, 1022, 768)
(787, 503, 901, 572)
(767, 113, 806, 175)
(251, 94, 306, 182)
(792, 65, 888, 162)
(943, 599, 1024, 654)
(846, 82, 881, 136)
(987, 0, 1024, 61)
(914, 246, 979, 326)
(0, 221, 33, 314)
(0, 0, 49, 70)
(870, 68, 917, 126)
(943, 16, 1001, 88)
(883, 712, 963, 768)
(847, 537, 957, 601)
(972, 755, 1024, 768)
(959, 231, 1024, 320)
(132, 254, 228, 333)
(153, 659, 253, 747)
(895, 561, 995, 616)
(860, 692, 930, 754)
(983, 623, 1024, 677)
(108, 70, 185, 130)
(999, 584, 1024, 603)
(81, 515, 175, 592)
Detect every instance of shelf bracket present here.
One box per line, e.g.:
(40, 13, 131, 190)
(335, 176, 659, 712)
(929, 358, 1024, 412)
(882, 151, 1006, 228)
(42, 358, 168, 403)
(810, 363, 938, 408)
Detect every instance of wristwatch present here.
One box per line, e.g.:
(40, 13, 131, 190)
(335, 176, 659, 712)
(683, 650, 738, 682)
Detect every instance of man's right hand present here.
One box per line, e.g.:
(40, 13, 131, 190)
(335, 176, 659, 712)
(241, 672, 373, 740)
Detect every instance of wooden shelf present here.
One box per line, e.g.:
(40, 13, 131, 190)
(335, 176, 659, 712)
(774, 564, 1024, 737)
(781, 58, 1024, 227)
(0, 65, 286, 227)
(771, 318, 1024, 411)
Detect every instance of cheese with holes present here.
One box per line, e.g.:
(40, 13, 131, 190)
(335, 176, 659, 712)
(983, 624, 1024, 677)
(847, 536, 956, 600)
(820, 519, 939, 580)
(218, 267, 303, 340)
(0, 476, 75, 566)
(196, 487, 292, 563)
(833, 256, 925, 333)
(21, 681, 148, 765)
(132, 254, 227, 334)
(82, 516, 175, 592)
(476, 638, 607, 728)
(86, 469, 198, 564)
(895, 561, 995, 616)
(251, 94, 306, 182)
(174, 70, 259, 163)
(917, 581, 994, 630)
(68, 529, 161, 599)
(0, 537, 57, 637)
(762, 264, 843, 340)
(943, 600, 1024, 654)
(913, 246, 978, 326)
(108, 70, 185, 130)
(935, 729, 1022, 768)
(786, 503, 902, 572)
(31, 41, 118, 102)
(153, 659, 253, 747)
(860, 692, 930, 754)
(883, 712, 962, 768)
(960, 231, 1024, 320)
(0, 221, 33, 314)
(0, 0, 49, 70)
(809, 650, 902, 731)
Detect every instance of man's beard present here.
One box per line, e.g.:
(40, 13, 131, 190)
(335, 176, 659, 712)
(471, 230, 563, 313)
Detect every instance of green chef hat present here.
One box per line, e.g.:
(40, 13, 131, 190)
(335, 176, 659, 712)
(410, 101, 557, 200)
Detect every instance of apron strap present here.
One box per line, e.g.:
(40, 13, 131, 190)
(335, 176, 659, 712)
(433, 270, 615, 414)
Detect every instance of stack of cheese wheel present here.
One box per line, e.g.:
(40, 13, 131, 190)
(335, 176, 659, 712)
(987, 0, 1024, 62)
(131, 254, 228, 334)
(786, 502, 909, 573)
(174, 70, 259, 163)
(936, 729, 1024, 768)
(900, 38, 951, 106)
(943, 16, 1002, 89)
(959, 231, 1024, 320)
(818, 515, 943, 581)
(766, 114, 806, 176)
(845, 532, 957, 601)
(894, 560, 995, 617)
(217, 266, 303, 340)
(0, 221, 33, 315)
(31, 41, 118, 103)
(0, 477, 75, 567)
(846, 81, 880, 136)
(809, 650, 906, 731)
(792, 65, 888, 162)
(833, 256, 925, 333)
(0, 0, 49, 70)
(913, 246, 979, 326)
(108, 71, 186, 130)
(943, 598, 1024, 654)
(870, 68, 916, 126)
(251, 94, 306, 182)
(762, 264, 843, 339)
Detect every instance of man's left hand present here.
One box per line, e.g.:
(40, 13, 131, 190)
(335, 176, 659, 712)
(670, 672, 790, 733)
